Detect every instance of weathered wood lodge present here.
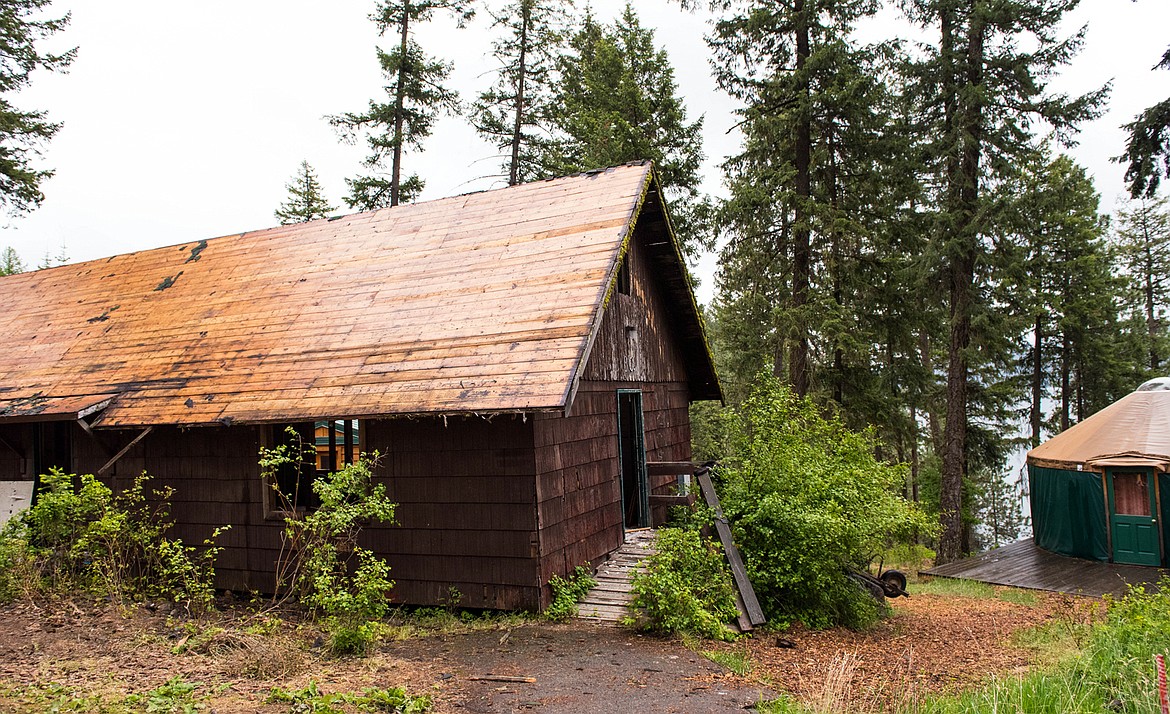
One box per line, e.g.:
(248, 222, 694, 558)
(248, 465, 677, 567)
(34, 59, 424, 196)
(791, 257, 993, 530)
(0, 162, 721, 610)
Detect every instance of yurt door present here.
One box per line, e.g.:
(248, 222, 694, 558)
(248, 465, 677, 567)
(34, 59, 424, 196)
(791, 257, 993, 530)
(1107, 469, 1161, 566)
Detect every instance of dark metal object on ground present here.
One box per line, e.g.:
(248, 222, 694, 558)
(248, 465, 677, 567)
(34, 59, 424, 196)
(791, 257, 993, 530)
(847, 567, 909, 603)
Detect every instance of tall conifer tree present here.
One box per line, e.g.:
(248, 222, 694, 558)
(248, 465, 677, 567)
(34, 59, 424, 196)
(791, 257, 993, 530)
(541, 5, 704, 253)
(1119, 45, 1170, 198)
(332, 0, 474, 209)
(0, 246, 24, 275)
(694, 0, 914, 407)
(472, 0, 569, 185)
(1115, 196, 1170, 373)
(901, 0, 1105, 563)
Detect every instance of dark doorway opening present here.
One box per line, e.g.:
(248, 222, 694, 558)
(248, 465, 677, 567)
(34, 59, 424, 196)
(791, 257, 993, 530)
(617, 390, 649, 530)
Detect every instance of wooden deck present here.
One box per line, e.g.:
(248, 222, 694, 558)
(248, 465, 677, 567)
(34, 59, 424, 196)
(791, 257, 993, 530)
(576, 529, 656, 624)
(924, 538, 1166, 597)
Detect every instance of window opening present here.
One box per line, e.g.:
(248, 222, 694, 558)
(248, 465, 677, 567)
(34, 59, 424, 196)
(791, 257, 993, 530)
(616, 254, 631, 295)
(262, 422, 318, 516)
(314, 419, 361, 471)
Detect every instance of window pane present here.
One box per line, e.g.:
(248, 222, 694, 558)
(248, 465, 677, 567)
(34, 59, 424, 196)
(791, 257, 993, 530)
(1114, 473, 1151, 516)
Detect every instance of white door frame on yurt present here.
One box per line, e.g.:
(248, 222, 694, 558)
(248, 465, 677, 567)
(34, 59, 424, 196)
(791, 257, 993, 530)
(1104, 467, 1162, 567)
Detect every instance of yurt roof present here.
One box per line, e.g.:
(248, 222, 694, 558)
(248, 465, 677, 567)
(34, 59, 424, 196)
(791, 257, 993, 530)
(1027, 379, 1170, 471)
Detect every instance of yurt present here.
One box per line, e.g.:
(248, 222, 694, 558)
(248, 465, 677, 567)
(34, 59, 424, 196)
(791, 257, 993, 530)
(1026, 378, 1170, 567)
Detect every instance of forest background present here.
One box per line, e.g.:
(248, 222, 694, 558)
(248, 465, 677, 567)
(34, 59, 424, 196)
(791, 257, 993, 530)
(1, 0, 1169, 562)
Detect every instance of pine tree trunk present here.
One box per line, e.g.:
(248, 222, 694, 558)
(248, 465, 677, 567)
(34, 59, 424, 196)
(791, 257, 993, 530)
(1145, 229, 1159, 370)
(1031, 315, 1043, 448)
(938, 2, 985, 565)
(391, 5, 411, 207)
(1060, 330, 1071, 431)
(508, 2, 531, 186)
(789, 0, 812, 397)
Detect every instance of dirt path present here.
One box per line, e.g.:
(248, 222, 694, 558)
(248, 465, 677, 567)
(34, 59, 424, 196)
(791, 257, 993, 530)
(0, 589, 1087, 713)
(383, 624, 771, 713)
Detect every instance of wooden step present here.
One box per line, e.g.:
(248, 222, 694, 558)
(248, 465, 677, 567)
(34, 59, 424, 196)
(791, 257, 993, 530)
(575, 530, 657, 624)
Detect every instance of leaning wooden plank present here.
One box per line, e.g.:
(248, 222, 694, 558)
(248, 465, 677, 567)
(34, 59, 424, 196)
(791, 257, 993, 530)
(697, 469, 768, 628)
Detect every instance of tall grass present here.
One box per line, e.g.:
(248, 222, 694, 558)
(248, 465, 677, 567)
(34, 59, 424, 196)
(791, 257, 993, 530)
(757, 579, 1170, 714)
(905, 578, 1170, 714)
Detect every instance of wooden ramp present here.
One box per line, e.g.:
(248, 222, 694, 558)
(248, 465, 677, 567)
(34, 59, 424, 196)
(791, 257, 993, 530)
(924, 538, 1166, 597)
(576, 529, 657, 624)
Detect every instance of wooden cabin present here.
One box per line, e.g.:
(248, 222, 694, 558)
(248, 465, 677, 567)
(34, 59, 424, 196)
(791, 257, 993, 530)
(0, 162, 721, 610)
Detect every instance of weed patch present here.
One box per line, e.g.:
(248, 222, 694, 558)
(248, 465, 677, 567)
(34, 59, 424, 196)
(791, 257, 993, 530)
(703, 648, 753, 675)
(544, 565, 597, 621)
(266, 680, 431, 713)
(912, 578, 996, 599)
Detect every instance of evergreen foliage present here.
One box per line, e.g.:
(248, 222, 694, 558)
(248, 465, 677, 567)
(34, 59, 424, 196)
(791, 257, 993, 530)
(541, 4, 705, 255)
(1119, 45, 1170, 198)
(0, 0, 74, 215)
(471, 0, 569, 185)
(898, 0, 1105, 563)
(1113, 196, 1170, 374)
(1004, 150, 1132, 442)
(274, 160, 335, 224)
(331, 0, 474, 210)
(0, 245, 23, 275)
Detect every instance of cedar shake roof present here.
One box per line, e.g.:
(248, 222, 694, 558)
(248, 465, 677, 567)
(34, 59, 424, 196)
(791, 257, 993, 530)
(0, 162, 720, 428)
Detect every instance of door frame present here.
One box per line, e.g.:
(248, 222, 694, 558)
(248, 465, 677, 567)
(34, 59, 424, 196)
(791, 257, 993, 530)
(616, 389, 650, 531)
(1106, 467, 1162, 566)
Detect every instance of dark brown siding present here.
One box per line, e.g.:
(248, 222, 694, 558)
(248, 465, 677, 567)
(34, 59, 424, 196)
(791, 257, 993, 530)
(72, 424, 265, 592)
(362, 415, 541, 610)
(534, 220, 694, 606)
(0, 425, 31, 480)
(67, 416, 544, 609)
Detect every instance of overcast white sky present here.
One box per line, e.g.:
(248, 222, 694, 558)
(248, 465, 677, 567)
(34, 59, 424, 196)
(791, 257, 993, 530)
(2, 0, 1168, 305)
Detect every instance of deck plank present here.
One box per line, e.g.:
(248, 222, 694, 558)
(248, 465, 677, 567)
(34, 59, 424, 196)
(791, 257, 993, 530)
(923, 538, 1166, 597)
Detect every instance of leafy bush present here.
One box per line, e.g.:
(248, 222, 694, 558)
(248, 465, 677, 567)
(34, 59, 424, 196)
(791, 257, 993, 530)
(628, 527, 739, 640)
(544, 565, 597, 621)
(262, 434, 397, 656)
(709, 375, 934, 629)
(1, 469, 226, 611)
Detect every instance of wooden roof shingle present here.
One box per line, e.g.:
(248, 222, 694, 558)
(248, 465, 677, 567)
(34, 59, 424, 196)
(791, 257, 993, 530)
(0, 163, 719, 428)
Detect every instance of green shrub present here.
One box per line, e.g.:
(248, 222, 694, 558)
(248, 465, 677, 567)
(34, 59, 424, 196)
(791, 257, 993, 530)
(3, 469, 226, 611)
(710, 375, 934, 629)
(262, 435, 397, 656)
(628, 527, 739, 640)
(545, 565, 596, 621)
